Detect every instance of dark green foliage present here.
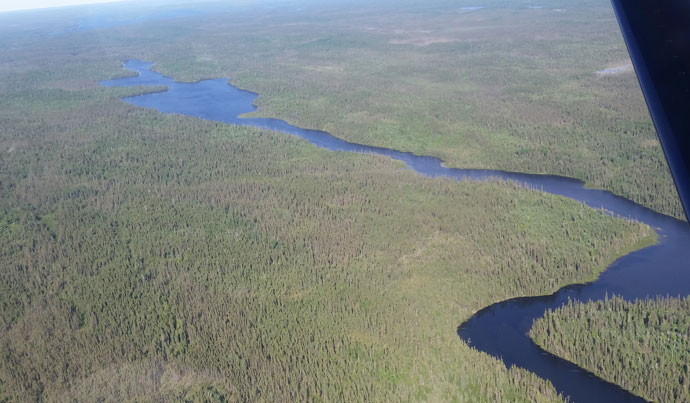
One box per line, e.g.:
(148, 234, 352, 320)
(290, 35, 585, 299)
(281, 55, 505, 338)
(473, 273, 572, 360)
(531, 296, 690, 402)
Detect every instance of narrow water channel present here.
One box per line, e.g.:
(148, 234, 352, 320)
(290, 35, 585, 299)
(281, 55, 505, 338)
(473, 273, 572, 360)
(101, 60, 690, 402)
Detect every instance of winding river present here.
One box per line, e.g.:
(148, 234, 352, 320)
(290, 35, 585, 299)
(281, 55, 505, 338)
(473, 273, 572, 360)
(101, 60, 690, 403)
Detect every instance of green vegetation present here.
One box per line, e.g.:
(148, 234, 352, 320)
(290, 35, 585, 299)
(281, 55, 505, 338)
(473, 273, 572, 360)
(0, 40, 656, 403)
(531, 296, 690, 402)
(0, 0, 670, 401)
(121, 0, 681, 219)
(0, 82, 653, 400)
(0, 0, 679, 219)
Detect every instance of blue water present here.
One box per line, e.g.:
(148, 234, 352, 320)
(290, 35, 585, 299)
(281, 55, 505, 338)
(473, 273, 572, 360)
(101, 60, 690, 403)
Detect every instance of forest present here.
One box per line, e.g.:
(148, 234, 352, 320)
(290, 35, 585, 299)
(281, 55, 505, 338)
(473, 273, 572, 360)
(0, 0, 678, 219)
(530, 295, 690, 403)
(0, 0, 675, 401)
(0, 71, 653, 400)
(111, 0, 682, 220)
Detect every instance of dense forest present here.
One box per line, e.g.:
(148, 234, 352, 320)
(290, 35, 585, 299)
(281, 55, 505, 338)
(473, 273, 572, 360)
(530, 296, 690, 403)
(0, 77, 653, 401)
(0, 0, 672, 401)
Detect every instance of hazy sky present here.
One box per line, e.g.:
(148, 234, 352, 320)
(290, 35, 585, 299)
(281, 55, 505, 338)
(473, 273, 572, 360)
(0, 0, 124, 13)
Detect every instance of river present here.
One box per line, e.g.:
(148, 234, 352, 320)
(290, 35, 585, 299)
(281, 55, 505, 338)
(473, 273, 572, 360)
(101, 60, 690, 402)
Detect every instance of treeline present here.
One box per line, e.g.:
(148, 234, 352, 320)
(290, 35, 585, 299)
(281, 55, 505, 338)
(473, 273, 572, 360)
(530, 295, 690, 403)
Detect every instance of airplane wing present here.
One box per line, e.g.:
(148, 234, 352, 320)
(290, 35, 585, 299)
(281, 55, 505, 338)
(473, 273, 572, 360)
(610, 0, 690, 221)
